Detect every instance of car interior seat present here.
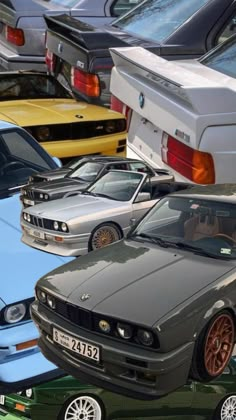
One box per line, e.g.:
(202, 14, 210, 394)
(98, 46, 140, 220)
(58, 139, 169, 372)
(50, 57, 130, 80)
(184, 214, 220, 241)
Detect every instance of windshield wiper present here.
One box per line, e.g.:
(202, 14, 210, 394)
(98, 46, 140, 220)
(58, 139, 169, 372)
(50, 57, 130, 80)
(82, 191, 97, 197)
(133, 233, 170, 248)
(174, 242, 227, 259)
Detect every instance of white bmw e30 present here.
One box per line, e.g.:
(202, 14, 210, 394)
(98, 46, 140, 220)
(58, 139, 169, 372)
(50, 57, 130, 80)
(110, 35, 236, 184)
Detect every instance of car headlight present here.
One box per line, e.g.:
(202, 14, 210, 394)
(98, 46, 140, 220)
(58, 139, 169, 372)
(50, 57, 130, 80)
(44, 194, 49, 200)
(53, 221, 59, 230)
(23, 212, 28, 221)
(117, 322, 133, 340)
(37, 289, 47, 303)
(39, 193, 44, 199)
(137, 329, 154, 347)
(61, 222, 68, 232)
(36, 126, 51, 141)
(25, 389, 33, 398)
(47, 295, 56, 309)
(27, 214, 31, 223)
(4, 303, 26, 324)
(29, 176, 34, 183)
(104, 120, 116, 134)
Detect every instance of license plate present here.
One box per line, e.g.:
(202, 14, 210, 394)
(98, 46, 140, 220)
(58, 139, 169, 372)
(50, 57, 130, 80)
(53, 328, 100, 362)
(0, 395, 5, 405)
(23, 198, 35, 206)
(29, 228, 45, 240)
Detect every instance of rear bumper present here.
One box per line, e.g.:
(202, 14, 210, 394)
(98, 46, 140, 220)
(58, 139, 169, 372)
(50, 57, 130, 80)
(32, 301, 194, 400)
(0, 45, 46, 72)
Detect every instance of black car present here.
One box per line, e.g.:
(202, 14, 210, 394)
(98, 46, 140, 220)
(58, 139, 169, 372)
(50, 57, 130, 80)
(31, 184, 236, 400)
(45, 0, 236, 106)
(21, 156, 169, 207)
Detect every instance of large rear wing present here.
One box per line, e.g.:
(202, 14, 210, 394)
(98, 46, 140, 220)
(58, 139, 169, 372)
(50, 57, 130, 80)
(110, 46, 236, 116)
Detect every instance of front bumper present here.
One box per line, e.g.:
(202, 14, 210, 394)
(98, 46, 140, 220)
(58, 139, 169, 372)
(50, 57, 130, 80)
(21, 226, 89, 257)
(31, 301, 194, 400)
(0, 45, 46, 72)
(39, 135, 126, 160)
(0, 321, 63, 394)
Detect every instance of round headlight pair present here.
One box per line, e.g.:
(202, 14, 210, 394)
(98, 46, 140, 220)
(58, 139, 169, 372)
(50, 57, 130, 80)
(4, 303, 26, 324)
(117, 323, 154, 346)
(53, 221, 68, 232)
(39, 193, 49, 200)
(36, 126, 51, 142)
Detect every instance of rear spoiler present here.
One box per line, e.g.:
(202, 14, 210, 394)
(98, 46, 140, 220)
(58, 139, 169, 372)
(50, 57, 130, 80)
(44, 14, 126, 50)
(110, 46, 236, 115)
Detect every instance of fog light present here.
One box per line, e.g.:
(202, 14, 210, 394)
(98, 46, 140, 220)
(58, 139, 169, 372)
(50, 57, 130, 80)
(47, 295, 56, 309)
(117, 323, 132, 340)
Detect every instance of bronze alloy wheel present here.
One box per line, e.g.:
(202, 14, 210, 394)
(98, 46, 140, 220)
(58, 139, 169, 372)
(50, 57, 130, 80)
(204, 313, 234, 377)
(190, 311, 235, 382)
(90, 223, 121, 250)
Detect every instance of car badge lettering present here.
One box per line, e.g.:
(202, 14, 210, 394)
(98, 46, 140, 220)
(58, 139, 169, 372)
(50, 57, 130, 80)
(139, 92, 145, 109)
(80, 293, 91, 302)
(99, 320, 111, 333)
(58, 42, 63, 54)
(175, 129, 190, 143)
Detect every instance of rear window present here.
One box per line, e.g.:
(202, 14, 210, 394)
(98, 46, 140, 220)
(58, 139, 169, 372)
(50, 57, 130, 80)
(114, 0, 209, 43)
(200, 36, 236, 78)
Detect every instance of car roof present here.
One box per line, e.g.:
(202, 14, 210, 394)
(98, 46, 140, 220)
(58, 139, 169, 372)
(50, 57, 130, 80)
(170, 183, 236, 203)
(78, 155, 151, 164)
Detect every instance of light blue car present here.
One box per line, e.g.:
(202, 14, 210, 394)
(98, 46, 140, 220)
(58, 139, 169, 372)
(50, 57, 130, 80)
(0, 120, 71, 394)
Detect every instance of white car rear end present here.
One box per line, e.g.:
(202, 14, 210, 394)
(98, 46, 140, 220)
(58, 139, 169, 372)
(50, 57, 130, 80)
(110, 45, 236, 184)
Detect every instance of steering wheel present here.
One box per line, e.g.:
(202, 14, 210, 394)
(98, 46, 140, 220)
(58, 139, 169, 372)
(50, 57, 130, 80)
(1, 161, 26, 174)
(213, 233, 236, 245)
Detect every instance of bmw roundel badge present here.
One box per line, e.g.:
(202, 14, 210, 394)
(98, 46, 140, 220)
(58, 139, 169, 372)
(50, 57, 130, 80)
(139, 92, 145, 108)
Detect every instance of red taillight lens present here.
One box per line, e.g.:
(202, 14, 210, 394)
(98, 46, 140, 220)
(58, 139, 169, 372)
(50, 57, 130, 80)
(111, 95, 131, 130)
(162, 133, 215, 184)
(45, 49, 56, 72)
(5, 25, 24, 46)
(71, 67, 100, 97)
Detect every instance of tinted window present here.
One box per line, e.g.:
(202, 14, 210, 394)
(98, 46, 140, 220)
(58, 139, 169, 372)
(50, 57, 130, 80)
(201, 37, 236, 78)
(111, 0, 142, 17)
(217, 15, 236, 45)
(129, 161, 152, 174)
(114, 0, 209, 42)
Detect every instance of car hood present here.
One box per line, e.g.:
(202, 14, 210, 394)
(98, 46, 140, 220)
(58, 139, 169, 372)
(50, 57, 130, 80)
(27, 178, 89, 195)
(0, 99, 122, 126)
(26, 194, 129, 221)
(0, 194, 70, 305)
(39, 240, 235, 326)
(32, 168, 71, 182)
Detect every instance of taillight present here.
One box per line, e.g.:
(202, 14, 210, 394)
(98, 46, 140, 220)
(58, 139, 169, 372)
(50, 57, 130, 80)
(71, 67, 100, 97)
(161, 133, 215, 184)
(45, 49, 56, 73)
(5, 26, 24, 46)
(111, 95, 132, 130)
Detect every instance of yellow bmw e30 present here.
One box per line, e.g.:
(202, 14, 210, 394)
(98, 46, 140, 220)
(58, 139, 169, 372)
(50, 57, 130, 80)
(0, 72, 126, 161)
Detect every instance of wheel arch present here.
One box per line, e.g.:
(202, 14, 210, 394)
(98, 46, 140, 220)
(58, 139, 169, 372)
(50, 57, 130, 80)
(88, 220, 124, 251)
(57, 392, 106, 420)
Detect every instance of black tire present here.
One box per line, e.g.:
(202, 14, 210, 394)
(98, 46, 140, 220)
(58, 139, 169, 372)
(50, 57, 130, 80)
(213, 394, 236, 420)
(88, 222, 122, 251)
(190, 311, 235, 382)
(58, 394, 105, 420)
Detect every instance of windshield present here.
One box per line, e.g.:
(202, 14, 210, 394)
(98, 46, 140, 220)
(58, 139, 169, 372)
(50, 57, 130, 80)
(69, 161, 103, 182)
(87, 171, 144, 201)
(200, 36, 236, 78)
(132, 196, 236, 259)
(0, 128, 57, 194)
(114, 0, 209, 43)
(0, 74, 71, 101)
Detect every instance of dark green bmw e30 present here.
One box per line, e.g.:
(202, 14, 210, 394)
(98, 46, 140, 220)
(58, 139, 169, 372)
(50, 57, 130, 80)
(31, 184, 236, 400)
(1, 360, 236, 420)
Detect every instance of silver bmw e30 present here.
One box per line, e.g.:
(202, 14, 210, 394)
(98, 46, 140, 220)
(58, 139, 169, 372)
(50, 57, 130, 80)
(21, 170, 190, 257)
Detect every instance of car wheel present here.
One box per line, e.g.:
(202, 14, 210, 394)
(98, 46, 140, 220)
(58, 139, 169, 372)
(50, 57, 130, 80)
(213, 394, 236, 420)
(58, 394, 105, 420)
(89, 223, 122, 251)
(190, 311, 235, 382)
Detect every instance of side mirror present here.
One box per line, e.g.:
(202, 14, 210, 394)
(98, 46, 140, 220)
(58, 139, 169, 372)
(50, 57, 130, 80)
(52, 156, 62, 168)
(135, 192, 151, 203)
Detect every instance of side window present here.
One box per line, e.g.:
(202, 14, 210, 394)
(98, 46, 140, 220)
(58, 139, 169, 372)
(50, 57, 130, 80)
(217, 14, 236, 45)
(111, 0, 141, 17)
(106, 163, 129, 170)
(129, 162, 153, 175)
